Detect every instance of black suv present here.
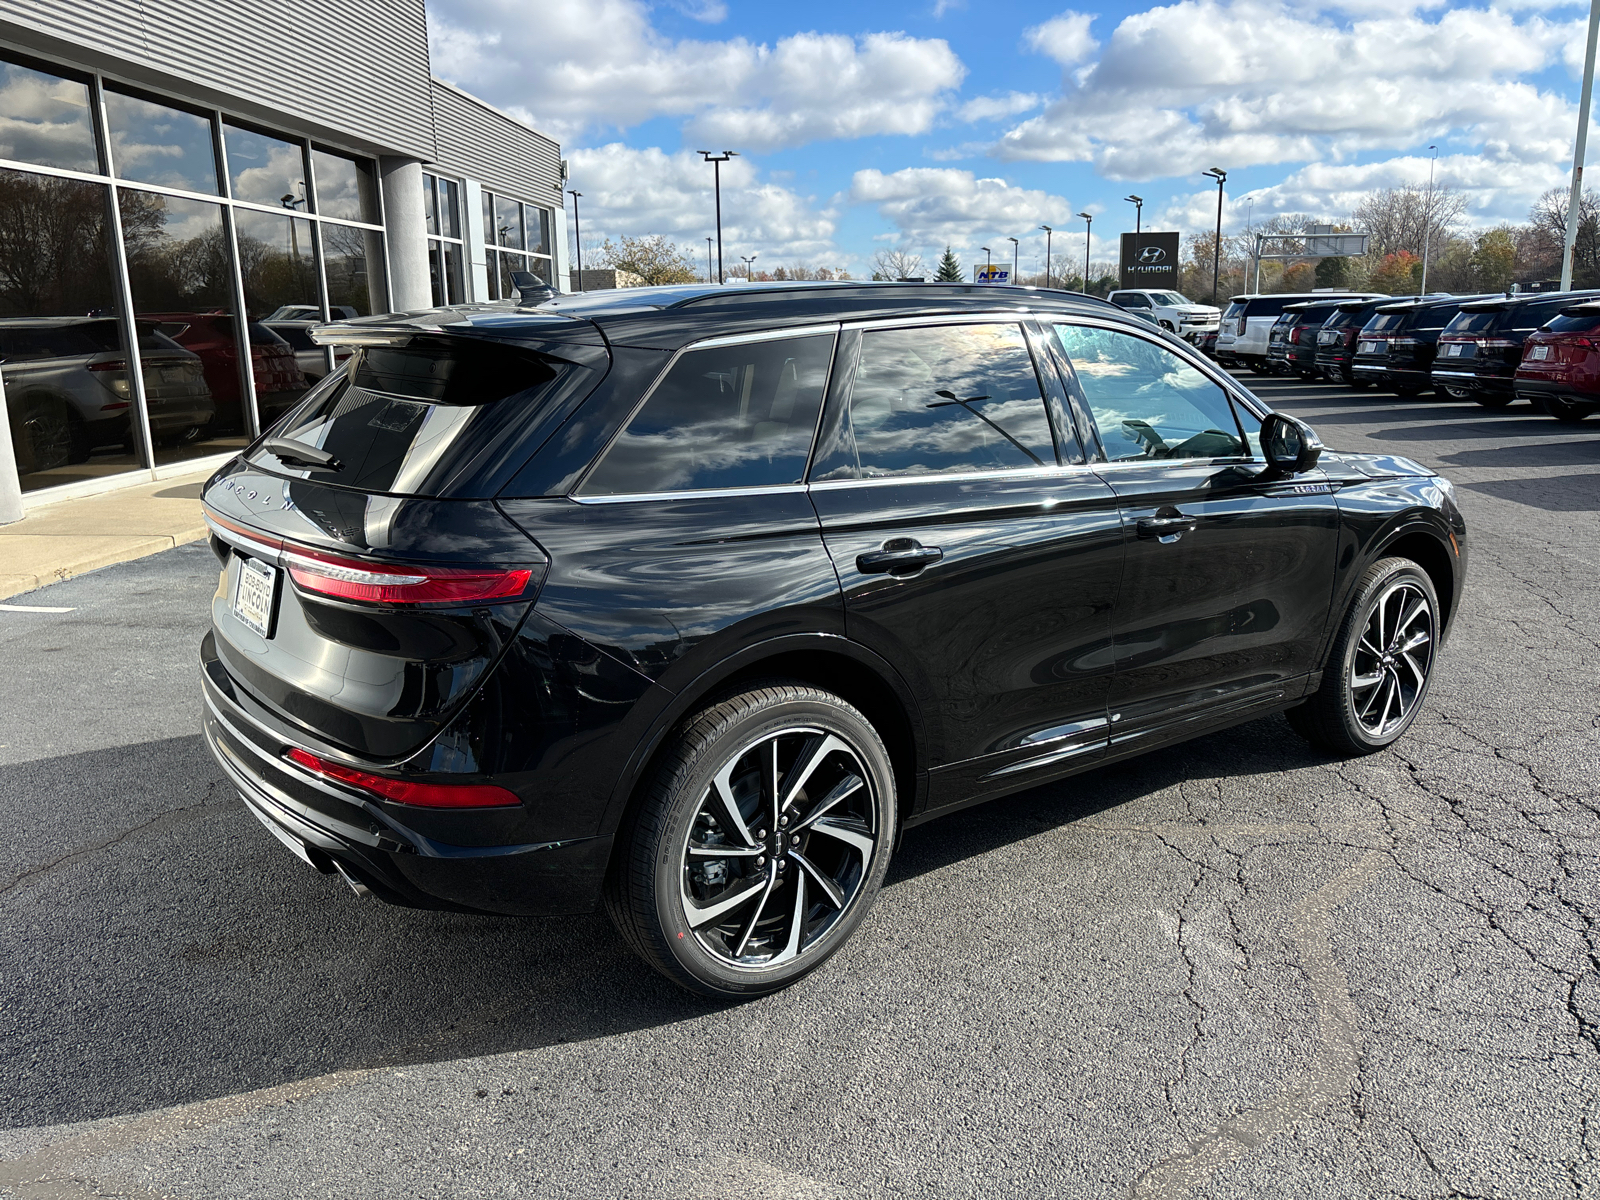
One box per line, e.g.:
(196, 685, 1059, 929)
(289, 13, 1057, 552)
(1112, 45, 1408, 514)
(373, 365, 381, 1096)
(1432, 291, 1600, 407)
(1350, 294, 1496, 396)
(1315, 297, 1393, 386)
(1267, 299, 1346, 378)
(200, 282, 1467, 998)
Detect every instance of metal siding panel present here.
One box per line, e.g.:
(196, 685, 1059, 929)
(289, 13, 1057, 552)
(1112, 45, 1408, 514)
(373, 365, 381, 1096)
(428, 78, 561, 206)
(0, 0, 434, 158)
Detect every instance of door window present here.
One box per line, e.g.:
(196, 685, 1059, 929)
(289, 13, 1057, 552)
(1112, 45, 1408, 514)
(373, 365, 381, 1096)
(580, 333, 833, 496)
(1053, 324, 1250, 462)
(815, 323, 1055, 480)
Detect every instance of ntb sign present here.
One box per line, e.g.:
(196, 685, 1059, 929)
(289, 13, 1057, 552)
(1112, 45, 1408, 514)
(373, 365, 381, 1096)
(974, 264, 1011, 284)
(1119, 232, 1180, 290)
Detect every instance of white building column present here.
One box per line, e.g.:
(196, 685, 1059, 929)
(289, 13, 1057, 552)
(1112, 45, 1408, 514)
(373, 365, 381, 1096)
(379, 156, 431, 312)
(462, 179, 489, 301)
(0, 371, 22, 526)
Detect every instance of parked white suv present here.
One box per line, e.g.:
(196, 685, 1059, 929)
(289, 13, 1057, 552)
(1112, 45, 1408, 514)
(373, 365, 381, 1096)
(1215, 292, 1385, 372)
(1106, 289, 1220, 341)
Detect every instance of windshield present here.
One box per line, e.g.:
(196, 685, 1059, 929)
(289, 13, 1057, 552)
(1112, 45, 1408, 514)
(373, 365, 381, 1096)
(1150, 292, 1189, 305)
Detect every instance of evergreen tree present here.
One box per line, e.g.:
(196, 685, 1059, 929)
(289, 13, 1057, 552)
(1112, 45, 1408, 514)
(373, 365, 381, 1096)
(934, 246, 963, 282)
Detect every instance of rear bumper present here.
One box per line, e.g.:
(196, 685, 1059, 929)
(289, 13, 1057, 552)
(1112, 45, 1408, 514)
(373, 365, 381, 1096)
(200, 635, 610, 916)
(1514, 377, 1600, 408)
(1431, 369, 1513, 396)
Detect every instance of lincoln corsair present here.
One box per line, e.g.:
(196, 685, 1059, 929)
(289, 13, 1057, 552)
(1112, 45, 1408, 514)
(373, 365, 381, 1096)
(200, 282, 1467, 997)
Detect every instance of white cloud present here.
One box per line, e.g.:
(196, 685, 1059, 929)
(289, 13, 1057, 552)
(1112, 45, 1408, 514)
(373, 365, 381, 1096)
(1024, 11, 1100, 64)
(428, 0, 964, 151)
(667, 0, 727, 21)
(848, 168, 1076, 261)
(956, 92, 1043, 123)
(566, 144, 841, 267)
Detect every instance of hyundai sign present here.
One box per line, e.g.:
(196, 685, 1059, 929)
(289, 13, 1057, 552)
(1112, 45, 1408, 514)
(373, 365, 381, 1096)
(1119, 231, 1180, 290)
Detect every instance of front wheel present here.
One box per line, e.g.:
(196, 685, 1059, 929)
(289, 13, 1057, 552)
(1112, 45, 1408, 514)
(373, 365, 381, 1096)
(605, 683, 897, 998)
(1288, 557, 1441, 756)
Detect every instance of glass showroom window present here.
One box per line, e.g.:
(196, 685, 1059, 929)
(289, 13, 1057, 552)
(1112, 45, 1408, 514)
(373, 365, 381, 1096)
(0, 47, 392, 496)
(423, 172, 463, 306)
(481, 188, 554, 299)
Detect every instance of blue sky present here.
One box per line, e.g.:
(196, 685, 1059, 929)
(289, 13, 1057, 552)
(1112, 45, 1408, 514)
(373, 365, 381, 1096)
(427, 0, 1594, 278)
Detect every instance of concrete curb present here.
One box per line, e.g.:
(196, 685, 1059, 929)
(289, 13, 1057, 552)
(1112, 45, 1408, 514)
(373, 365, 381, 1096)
(0, 527, 210, 602)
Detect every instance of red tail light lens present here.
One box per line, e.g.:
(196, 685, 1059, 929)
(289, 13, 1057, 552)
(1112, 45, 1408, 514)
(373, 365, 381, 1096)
(86, 359, 127, 372)
(282, 545, 533, 605)
(285, 747, 521, 808)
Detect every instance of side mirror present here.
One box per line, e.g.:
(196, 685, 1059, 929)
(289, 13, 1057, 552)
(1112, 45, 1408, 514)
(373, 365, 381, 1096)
(1260, 412, 1324, 476)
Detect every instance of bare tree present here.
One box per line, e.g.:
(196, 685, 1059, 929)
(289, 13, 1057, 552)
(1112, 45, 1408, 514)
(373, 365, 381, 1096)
(870, 249, 924, 280)
(1351, 185, 1467, 260)
(1527, 186, 1600, 286)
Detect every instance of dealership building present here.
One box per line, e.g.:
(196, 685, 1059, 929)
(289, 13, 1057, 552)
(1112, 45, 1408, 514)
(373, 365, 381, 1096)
(0, 0, 568, 520)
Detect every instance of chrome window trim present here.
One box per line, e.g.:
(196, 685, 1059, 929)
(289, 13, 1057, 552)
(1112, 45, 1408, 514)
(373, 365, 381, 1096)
(841, 311, 1031, 332)
(807, 463, 1096, 491)
(571, 484, 809, 505)
(570, 323, 842, 499)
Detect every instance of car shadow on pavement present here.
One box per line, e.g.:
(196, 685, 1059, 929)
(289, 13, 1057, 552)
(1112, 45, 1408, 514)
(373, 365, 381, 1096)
(1, 715, 1328, 1129)
(1370, 416, 1598, 443)
(1439, 442, 1600, 469)
(1460, 474, 1600, 512)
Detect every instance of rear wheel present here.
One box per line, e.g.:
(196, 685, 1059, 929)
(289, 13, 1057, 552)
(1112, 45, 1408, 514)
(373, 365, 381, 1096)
(1474, 393, 1514, 408)
(17, 397, 72, 473)
(1288, 557, 1440, 756)
(606, 683, 896, 998)
(1538, 394, 1595, 422)
(1394, 385, 1426, 398)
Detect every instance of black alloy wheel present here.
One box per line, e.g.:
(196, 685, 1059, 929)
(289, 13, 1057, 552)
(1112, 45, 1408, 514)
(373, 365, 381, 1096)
(1538, 395, 1595, 423)
(20, 397, 72, 473)
(606, 683, 896, 998)
(1288, 557, 1440, 756)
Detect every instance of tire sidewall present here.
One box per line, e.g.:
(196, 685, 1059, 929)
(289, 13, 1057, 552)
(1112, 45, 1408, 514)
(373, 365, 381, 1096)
(649, 694, 896, 997)
(1332, 559, 1440, 751)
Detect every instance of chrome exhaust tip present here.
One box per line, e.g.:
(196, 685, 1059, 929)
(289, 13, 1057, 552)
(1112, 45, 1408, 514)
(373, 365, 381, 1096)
(333, 861, 372, 899)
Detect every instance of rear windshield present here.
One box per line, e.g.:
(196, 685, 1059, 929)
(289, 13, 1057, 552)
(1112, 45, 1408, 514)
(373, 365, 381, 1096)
(1545, 310, 1600, 333)
(1510, 299, 1577, 331)
(1443, 309, 1503, 335)
(251, 338, 565, 496)
(1413, 304, 1461, 331)
(1222, 302, 1244, 321)
(270, 325, 317, 351)
(1242, 298, 1295, 319)
(1367, 312, 1411, 332)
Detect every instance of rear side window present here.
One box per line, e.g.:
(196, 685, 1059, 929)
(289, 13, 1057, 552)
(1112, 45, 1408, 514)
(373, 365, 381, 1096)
(1444, 310, 1502, 335)
(1545, 310, 1600, 333)
(1368, 312, 1410, 332)
(813, 323, 1054, 480)
(1114, 293, 1151, 308)
(1222, 302, 1244, 322)
(1415, 305, 1460, 331)
(1243, 298, 1293, 319)
(1511, 299, 1573, 331)
(580, 333, 832, 496)
(255, 338, 563, 495)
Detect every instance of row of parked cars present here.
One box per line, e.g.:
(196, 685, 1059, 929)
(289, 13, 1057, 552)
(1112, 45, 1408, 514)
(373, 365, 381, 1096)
(1193, 289, 1600, 422)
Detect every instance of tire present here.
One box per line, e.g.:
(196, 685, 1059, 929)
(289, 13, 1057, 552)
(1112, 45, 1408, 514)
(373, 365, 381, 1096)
(1474, 393, 1513, 408)
(1287, 557, 1441, 756)
(1538, 394, 1595, 422)
(1343, 372, 1373, 390)
(18, 397, 72, 473)
(1394, 385, 1426, 398)
(65, 412, 91, 464)
(605, 683, 897, 998)
(1159, 320, 1175, 332)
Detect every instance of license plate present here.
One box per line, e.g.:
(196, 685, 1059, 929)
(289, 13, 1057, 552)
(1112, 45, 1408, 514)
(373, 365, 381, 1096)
(1358, 341, 1380, 354)
(1527, 344, 1550, 360)
(232, 556, 278, 638)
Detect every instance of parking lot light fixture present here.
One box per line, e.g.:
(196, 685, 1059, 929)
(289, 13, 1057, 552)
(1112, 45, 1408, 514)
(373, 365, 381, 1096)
(1077, 213, 1093, 292)
(1007, 236, 1019, 280)
(697, 150, 738, 283)
(1420, 146, 1438, 296)
(1563, 0, 1600, 290)
(740, 254, 757, 279)
(1124, 195, 1144, 282)
(1039, 225, 1053, 289)
(1202, 169, 1226, 306)
(981, 246, 992, 272)
(567, 190, 583, 290)
(705, 237, 713, 283)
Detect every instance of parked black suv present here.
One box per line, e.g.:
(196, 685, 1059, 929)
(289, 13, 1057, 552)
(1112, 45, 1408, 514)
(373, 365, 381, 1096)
(201, 282, 1467, 997)
(1267, 300, 1346, 378)
(1315, 297, 1393, 386)
(1432, 291, 1600, 407)
(1351, 295, 1495, 396)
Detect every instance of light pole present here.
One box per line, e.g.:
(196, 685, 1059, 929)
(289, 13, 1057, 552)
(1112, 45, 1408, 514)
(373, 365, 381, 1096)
(705, 237, 713, 283)
(1124, 195, 1143, 288)
(1077, 213, 1093, 291)
(740, 254, 757, 279)
(982, 246, 992, 270)
(697, 150, 737, 283)
(281, 184, 305, 259)
(1202, 168, 1226, 305)
(1563, 0, 1600, 290)
(1039, 225, 1053, 289)
(567, 190, 583, 290)
(1420, 145, 1438, 295)
(1006, 236, 1019, 281)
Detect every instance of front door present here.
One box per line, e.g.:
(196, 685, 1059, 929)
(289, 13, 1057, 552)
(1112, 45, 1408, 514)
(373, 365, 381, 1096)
(1047, 320, 1342, 747)
(807, 319, 1126, 813)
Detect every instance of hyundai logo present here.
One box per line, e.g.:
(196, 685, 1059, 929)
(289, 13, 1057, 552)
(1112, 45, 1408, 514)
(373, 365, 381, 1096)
(1137, 246, 1167, 264)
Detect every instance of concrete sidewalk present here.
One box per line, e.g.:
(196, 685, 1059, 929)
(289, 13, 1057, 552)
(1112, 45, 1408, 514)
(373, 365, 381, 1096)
(0, 470, 212, 602)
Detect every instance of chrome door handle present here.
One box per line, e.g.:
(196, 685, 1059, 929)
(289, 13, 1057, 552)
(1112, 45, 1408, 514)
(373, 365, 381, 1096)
(1136, 515, 1197, 540)
(857, 539, 943, 576)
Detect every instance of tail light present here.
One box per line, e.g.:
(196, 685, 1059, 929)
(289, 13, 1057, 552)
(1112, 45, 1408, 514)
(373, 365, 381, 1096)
(1342, 329, 1356, 346)
(87, 359, 132, 397)
(1388, 337, 1418, 348)
(1568, 336, 1600, 350)
(1479, 338, 1517, 349)
(1288, 327, 1304, 345)
(285, 747, 520, 808)
(206, 511, 539, 606)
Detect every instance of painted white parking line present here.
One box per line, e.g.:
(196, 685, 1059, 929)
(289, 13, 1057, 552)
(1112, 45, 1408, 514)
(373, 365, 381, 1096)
(0, 604, 76, 613)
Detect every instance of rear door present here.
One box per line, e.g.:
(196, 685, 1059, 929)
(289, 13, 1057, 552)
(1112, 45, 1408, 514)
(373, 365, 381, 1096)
(1048, 319, 1342, 749)
(806, 317, 1125, 811)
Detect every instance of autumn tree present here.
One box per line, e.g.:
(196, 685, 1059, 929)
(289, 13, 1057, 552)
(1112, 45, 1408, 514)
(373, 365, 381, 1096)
(594, 235, 698, 285)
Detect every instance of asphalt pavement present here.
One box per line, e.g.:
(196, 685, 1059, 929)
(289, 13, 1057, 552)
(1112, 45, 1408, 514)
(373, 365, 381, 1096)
(1, 374, 1596, 1199)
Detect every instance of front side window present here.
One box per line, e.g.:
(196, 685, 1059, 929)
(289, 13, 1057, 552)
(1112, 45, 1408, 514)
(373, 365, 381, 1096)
(1116, 293, 1151, 308)
(818, 323, 1054, 480)
(1053, 324, 1248, 462)
(580, 334, 833, 496)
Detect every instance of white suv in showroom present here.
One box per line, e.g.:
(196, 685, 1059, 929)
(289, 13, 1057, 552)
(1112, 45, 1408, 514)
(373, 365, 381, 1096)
(1106, 289, 1220, 342)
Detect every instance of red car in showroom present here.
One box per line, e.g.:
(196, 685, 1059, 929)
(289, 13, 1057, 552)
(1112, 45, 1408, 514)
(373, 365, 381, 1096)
(150, 312, 307, 433)
(1515, 300, 1600, 422)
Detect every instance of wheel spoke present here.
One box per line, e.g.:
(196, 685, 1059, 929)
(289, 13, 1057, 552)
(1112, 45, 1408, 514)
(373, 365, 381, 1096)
(709, 765, 757, 848)
(809, 816, 875, 861)
(766, 738, 781, 833)
(687, 843, 764, 859)
(779, 734, 852, 813)
(1394, 593, 1427, 642)
(684, 876, 768, 930)
(732, 868, 778, 958)
(771, 872, 808, 964)
(1378, 671, 1398, 731)
(791, 850, 845, 909)
(793, 774, 863, 830)
(1359, 634, 1384, 658)
(1399, 649, 1429, 689)
(1351, 669, 1385, 690)
(1399, 628, 1432, 653)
